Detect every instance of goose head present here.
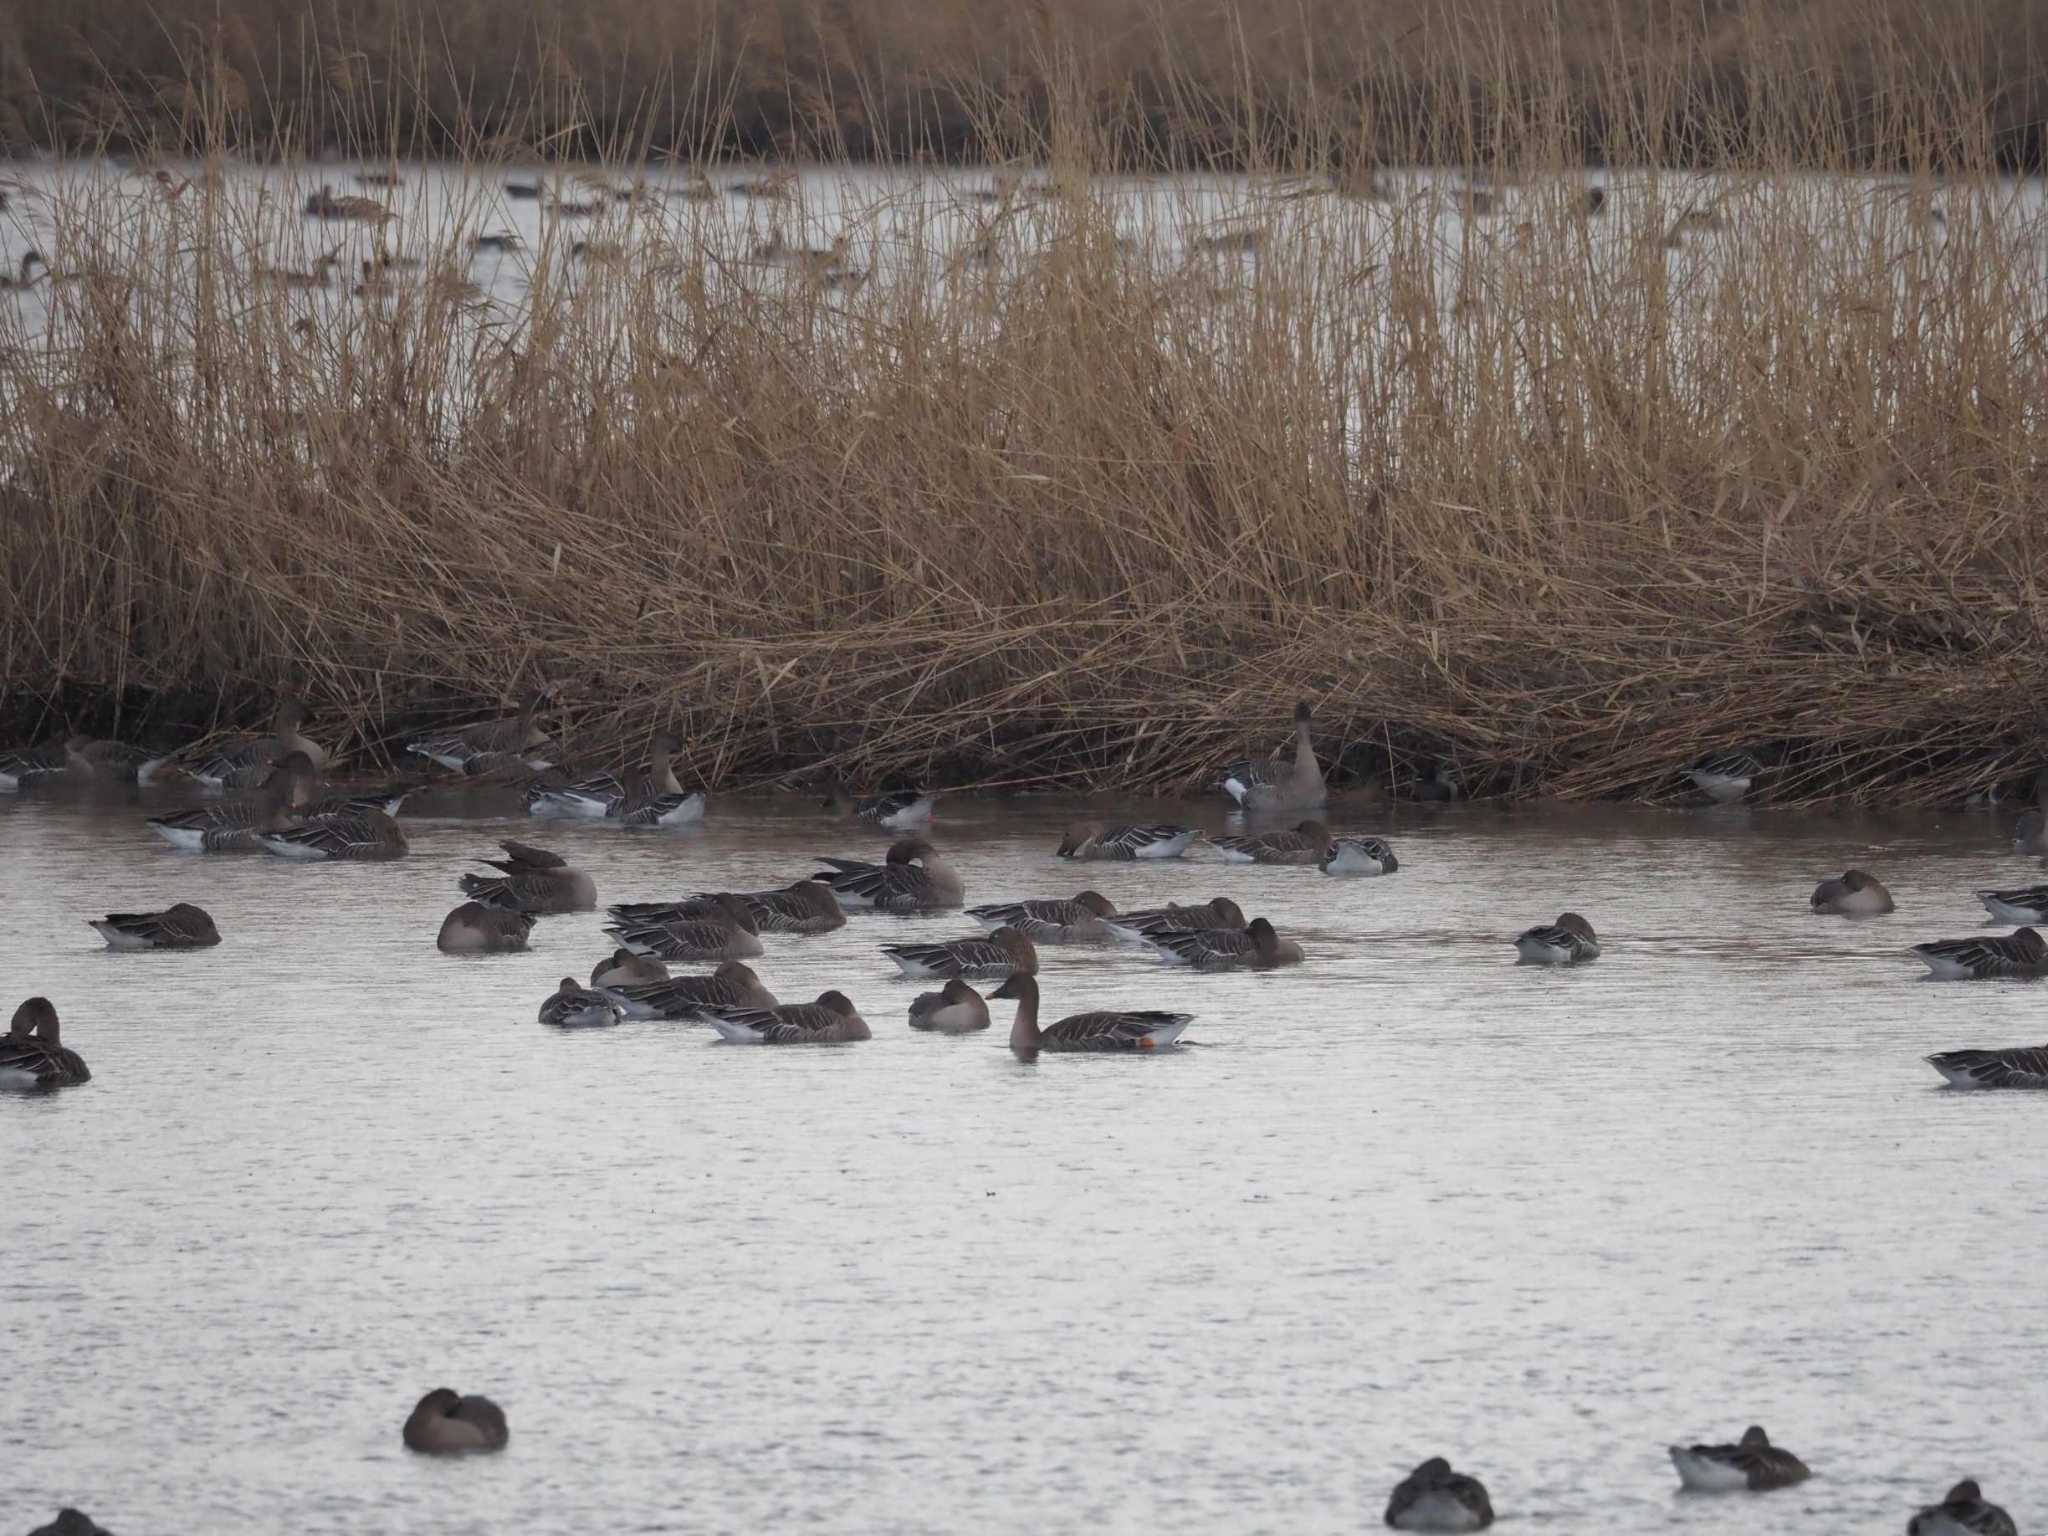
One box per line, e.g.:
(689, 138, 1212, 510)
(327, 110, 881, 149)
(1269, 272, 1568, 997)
(1073, 891, 1116, 917)
(1555, 912, 1598, 944)
(10, 996, 56, 1037)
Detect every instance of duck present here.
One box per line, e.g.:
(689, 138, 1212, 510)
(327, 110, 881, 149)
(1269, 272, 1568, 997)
(908, 978, 991, 1033)
(148, 752, 319, 851)
(1976, 884, 2048, 924)
(1668, 1424, 1810, 1492)
(88, 902, 221, 950)
(538, 977, 625, 1028)
(63, 734, 172, 784)
(1216, 700, 1327, 812)
(989, 973, 1192, 1058)
(0, 997, 91, 1090)
(1054, 821, 1198, 860)
(605, 893, 763, 961)
(406, 688, 554, 773)
(189, 699, 326, 786)
(1213, 818, 1332, 865)
(1686, 749, 1764, 802)
(965, 890, 1117, 943)
(460, 840, 596, 912)
(0, 737, 69, 789)
(258, 806, 408, 861)
(817, 774, 936, 829)
(26, 1512, 115, 1536)
(882, 925, 1037, 979)
(1321, 835, 1399, 876)
(1809, 869, 1893, 915)
(601, 961, 779, 1019)
(1924, 1044, 2048, 1089)
(1149, 916, 1303, 970)
(436, 902, 535, 954)
(609, 880, 844, 935)
(814, 836, 965, 911)
(1100, 897, 1248, 944)
(1907, 1479, 2017, 1536)
(1384, 1457, 1495, 1531)
(702, 990, 871, 1043)
(590, 948, 668, 987)
(401, 1388, 509, 1453)
(1514, 912, 1601, 964)
(1910, 927, 2048, 980)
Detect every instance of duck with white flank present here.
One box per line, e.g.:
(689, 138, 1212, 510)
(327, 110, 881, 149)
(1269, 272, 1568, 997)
(606, 894, 763, 961)
(610, 880, 845, 935)
(1217, 700, 1327, 812)
(882, 925, 1037, 979)
(701, 991, 871, 1043)
(1100, 897, 1247, 944)
(460, 840, 596, 913)
(89, 903, 221, 950)
(814, 837, 965, 911)
(406, 688, 553, 773)
(1513, 912, 1600, 964)
(907, 978, 991, 1033)
(1924, 1044, 2048, 1089)
(1668, 1425, 1810, 1492)
(1054, 821, 1198, 860)
(148, 752, 317, 852)
(989, 973, 1192, 1058)
(1907, 1479, 2017, 1536)
(819, 774, 936, 828)
(602, 961, 778, 1020)
(1384, 1457, 1494, 1532)
(0, 998, 90, 1090)
(402, 1388, 508, 1454)
(1149, 916, 1303, 971)
(590, 948, 667, 987)
(1212, 818, 1330, 865)
(1910, 927, 2048, 980)
(1686, 749, 1764, 803)
(258, 805, 409, 861)
(436, 903, 534, 954)
(1321, 835, 1399, 876)
(1975, 884, 2048, 924)
(1810, 869, 1893, 915)
(538, 977, 625, 1028)
(965, 891, 1117, 943)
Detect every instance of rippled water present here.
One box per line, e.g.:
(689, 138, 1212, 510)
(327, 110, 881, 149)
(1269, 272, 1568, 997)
(4, 785, 2044, 1533)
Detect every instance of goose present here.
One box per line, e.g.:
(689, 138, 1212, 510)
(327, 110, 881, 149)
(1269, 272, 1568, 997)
(1924, 1044, 2048, 1089)
(436, 902, 534, 954)
(1213, 818, 1331, 865)
(990, 973, 1191, 1057)
(258, 806, 409, 861)
(526, 766, 630, 819)
(605, 894, 763, 961)
(1149, 916, 1303, 970)
(89, 902, 221, 950)
(472, 231, 523, 253)
(964, 890, 1117, 943)
(617, 746, 706, 827)
(882, 925, 1037, 979)
(148, 752, 319, 851)
(460, 840, 596, 913)
(1686, 749, 1764, 802)
(1514, 912, 1600, 964)
(27, 1512, 114, 1536)
(1054, 821, 1198, 860)
(538, 977, 624, 1028)
(1100, 897, 1248, 944)
(1809, 869, 1893, 915)
(0, 998, 91, 1090)
(402, 1388, 509, 1453)
(1412, 761, 1461, 802)
(2011, 810, 2048, 855)
(63, 734, 172, 784)
(503, 180, 544, 200)
(814, 837, 965, 911)
(1910, 927, 2048, 980)
(406, 689, 553, 773)
(1217, 700, 1327, 812)
(1976, 884, 2048, 924)
(525, 734, 687, 820)
(817, 775, 936, 828)
(189, 699, 326, 786)
(1384, 1457, 1495, 1532)
(1320, 835, 1399, 876)
(304, 185, 394, 223)
(609, 879, 844, 935)
(603, 961, 778, 1019)
(303, 783, 413, 820)
(590, 948, 668, 987)
(1908, 1479, 2017, 1536)
(0, 738, 71, 789)
(0, 249, 47, 291)
(908, 978, 991, 1033)
(702, 990, 871, 1043)
(1668, 1425, 1810, 1492)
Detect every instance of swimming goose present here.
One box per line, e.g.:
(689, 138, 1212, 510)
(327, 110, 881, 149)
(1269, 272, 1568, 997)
(617, 747, 706, 826)
(1686, 749, 1764, 803)
(2011, 810, 2048, 855)
(1668, 1425, 1810, 1492)
(882, 925, 1038, 979)
(702, 990, 871, 1043)
(1907, 1479, 2017, 1536)
(538, 977, 624, 1028)
(473, 231, 523, 253)
(1924, 1044, 2048, 1089)
(1100, 897, 1248, 944)
(1976, 884, 2048, 924)
(304, 185, 395, 222)
(26, 1511, 114, 1536)
(436, 902, 534, 954)
(965, 890, 1117, 943)
(258, 806, 408, 861)
(0, 998, 91, 1090)
(459, 840, 596, 912)
(148, 752, 319, 851)
(602, 960, 779, 1019)
(63, 734, 172, 784)
(189, 700, 325, 786)
(908, 978, 992, 1032)
(527, 734, 688, 820)
(1216, 700, 1327, 812)
(1150, 916, 1303, 970)
(1514, 912, 1600, 964)
(1411, 761, 1462, 802)
(609, 879, 845, 935)
(1321, 835, 1399, 876)
(591, 948, 668, 987)
(1911, 927, 2048, 980)
(605, 894, 764, 961)
(526, 767, 628, 818)
(89, 902, 221, 950)
(1054, 821, 1198, 860)
(0, 738, 71, 789)
(1213, 818, 1331, 865)
(402, 1388, 509, 1453)
(0, 249, 47, 291)
(990, 973, 1192, 1057)
(1810, 869, 1894, 915)
(406, 689, 553, 773)
(1384, 1457, 1495, 1532)
(818, 775, 937, 829)
(304, 783, 412, 819)
(814, 837, 965, 911)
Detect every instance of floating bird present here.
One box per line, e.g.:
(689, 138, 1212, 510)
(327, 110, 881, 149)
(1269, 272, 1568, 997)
(1668, 1425, 1810, 1492)
(538, 977, 624, 1028)
(616, 748, 706, 827)
(1910, 927, 2048, 980)
(436, 903, 534, 954)
(147, 753, 318, 852)
(258, 806, 409, 862)
(88, 903, 221, 950)
(304, 185, 394, 222)
(602, 961, 778, 1019)
(1320, 835, 1399, 876)
(1514, 912, 1600, 964)
(606, 894, 763, 961)
(610, 880, 844, 935)
(814, 837, 965, 911)
(504, 180, 543, 200)
(0, 998, 90, 1090)
(1976, 884, 2048, 924)
(590, 948, 667, 987)
(26, 1512, 114, 1536)
(702, 991, 871, 1043)
(185, 699, 325, 787)
(990, 973, 1191, 1058)
(460, 841, 595, 913)
(817, 775, 936, 828)
(1924, 1044, 2048, 1089)
(908, 978, 991, 1033)
(1217, 700, 1327, 812)
(472, 232, 523, 253)
(882, 925, 1038, 979)
(1384, 1457, 1495, 1532)
(1149, 915, 1303, 971)
(0, 737, 72, 789)
(1100, 897, 1248, 944)
(1213, 818, 1331, 865)
(402, 1388, 509, 1453)
(1411, 761, 1461, 802)
(1054, 821, 1198, 860)
(1907, 1479, 2017, 1536)
(0, 250, 47, 291)
(1686, 750, 1764, 803)
(1809, 868, 1893, 915)
(964, 890, 1117, 943)
(406, 689, 553, 773)
(2011, 810, 2048, 855)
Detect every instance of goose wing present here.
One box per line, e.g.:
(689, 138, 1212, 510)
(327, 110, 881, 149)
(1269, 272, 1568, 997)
(881, 936, 1012, 978)
(0, 1036, 90, 1086)
(1912, 934, 2039, 976)
(1042, 1010, 1194, 1048)
(0, 742, 68, 784)
(1151, 927, 1252, 968)
(701, 1004, 826, 1042)
(1926, 1046, 2048, 1088)
(605, 916, 740, 959)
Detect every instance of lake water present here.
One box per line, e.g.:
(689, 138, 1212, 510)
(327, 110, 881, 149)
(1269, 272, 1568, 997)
(4, 783, 2043, 1532)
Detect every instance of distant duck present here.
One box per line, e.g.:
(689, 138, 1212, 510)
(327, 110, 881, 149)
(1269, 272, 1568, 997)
(965, 890, 1118, 943)
(1321, 835, 1399, 876)
(1809, 868, 1894, 915)
(602, 960, 778, 1019)
(882, 925, 1037, 979)
(189, 699, 325, 786)
(990, 973, 1192, 1058)
(89, 902, 221, 950)
(1924, 1044, 2048, 1089)
(1514, 912, 1600, 964)
(1217, 700, 1328, 812)
(460, 840, 596, 913)
(1910, 926, 2048, 980)
(1150, 915, 1303, 971)
(606, 894, 763, 961)
(1384, 1457, 1495, 1531)
(590, 948, 667, 987)
(258, 806, 409, 861)
(402, 1388, 509, 1453)
(26, 1512, 115, 1536)
(1100, 897, 1247, 944)
(148, 752, 318, 851)
(1054, 821, 1197, 860)
(436, 902, 534, 954)
(539, 977, 625, 1028)
(1686, 749, 1764, 803)
(406, 688, 553, 773)
(818, 775, 936, 829)
(1668, 1425, 1811, 1492)
(0, 997, 90, 1090)
(908, 978, 992, 1033)
(1907, 1479, 2017, 1536)
(1975, 884, 2048, 924)
(702, 990, 871, 1043)
(609, 880, 844, 935)
(1213, 818, 1331, 865)
(814, 836, 965, 911)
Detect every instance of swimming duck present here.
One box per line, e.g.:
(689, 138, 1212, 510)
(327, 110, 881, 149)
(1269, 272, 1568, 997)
(89, 902, 221, 950)
(814, 837, 965, 911)
(1668, 1425, 1810, 1491)
(460, 840, 596, 912)
(908, 978, 991, 1033)
(882, 925, 1038, 979)
(610, 879, 845, 935)
(1149, 916, 1303, 970)
(258, 806, 409, 861)
(1686, 749, 1764, 803)
(1321, 835, 1399, 876)
(1100, 897, 1248, 944)
(0, 998, 91, 1090)
(1384, 1457, 1495, 1531)
(406, 689, 554, 773)
(818, 775, 936, 829)
(590, 948, 668, 987)
(1216, 700, 1327, 812)
(436, 902, 535, 954)
(538, 977, 624, 1028)
(965, 890, 1117, 943)
(1910, 927, 2048, 980)
(401, 1388, 509, 1453)
(989, 973, 1192, 1058)
(1514, 912, 1600, 964)
(1212, 818, 1331, 865)
(1907, 1479, 2017, 1535)
(702, 990, 871, 1043)
(1975, 884, 2048, 924)
(1809, 868, 1894, 915)
(605, 894, 763, 961)
(1924, 1044, 2048, 1089)
(147, 752, 318, 851)
(1053, 821, 1198, 860)
(602, 961, 779, 1019)
(26, 1511, 115, 1536)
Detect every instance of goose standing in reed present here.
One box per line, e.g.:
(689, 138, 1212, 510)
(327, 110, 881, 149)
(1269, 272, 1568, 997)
(702, 991, 870, 1043)
(258, 806, 408, 861)
(1514, 913, 1600, 964)
(407, 689, 553, 773)
(1975, 884, 2048, 924)
(1907, 1479, 2017, 1536)
(148, 752, 317, 851)
(1924, 1043, 2048, 1089)
(1910, 927, 2048, 980)
(990, 973, 1192, 1058)
(591, 948, 667, 987)
(882, 925, 1037, 979)
(1668, 1425, 1810, 1492)
(602, 961, 778, 1019)
(1213, 819, 1331, 865)
(1150, 916, 1303, 971)
(1384, 1457, 1494, 1532)
(908, 978, 991, 1033)
(188, 700, 325, 786)
(606, 894, 763, 961)
(1054, 821, 1198, 860)
(89, 903, 220, 950)
(818, 775, 936, 829)
(1217, 701, 1326, 812)
(610, 880, 844, 935)
(1809, 869, 1893, 915)
(0, 998, 90, 1090)
(436, 903, 534, 954)
(402, 1388, 508, 1453)
(1101, 897, 1247, 944)
(460, 841, 596, 913)
(539, 977, 625, 1028)
(1686, 749, 1764, 803)
(965, 891, 1117, 943)
(814, 837, 965, 911)
(1320, 835, 1399, 876)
